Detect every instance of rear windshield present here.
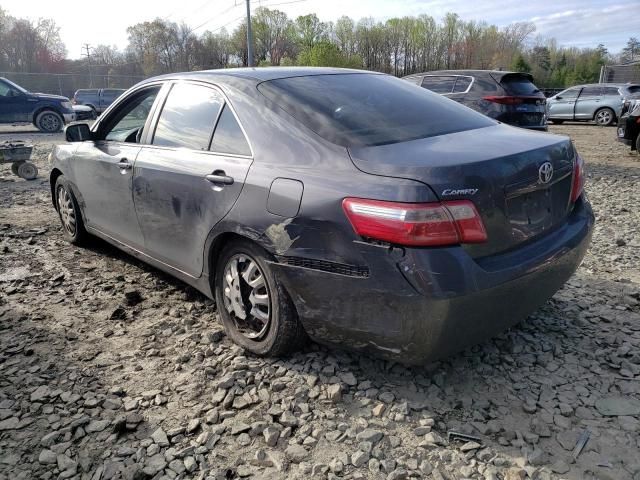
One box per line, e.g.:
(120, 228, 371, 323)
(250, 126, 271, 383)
(258, 73, 495, 147)
(500, 74, 541, 96)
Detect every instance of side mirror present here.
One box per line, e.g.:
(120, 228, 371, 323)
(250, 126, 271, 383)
(555, 95, 562, 100)
(65, 123, 93, 142)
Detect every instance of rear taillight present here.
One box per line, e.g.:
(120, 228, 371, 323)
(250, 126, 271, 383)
(342, 198, 487, 247)
(483, 95, 524, 105)
(570, 153, 585, 203)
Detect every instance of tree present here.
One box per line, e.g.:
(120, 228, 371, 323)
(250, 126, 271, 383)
(622, 37, 640, 63)
(511, 53, 531, 72)
(297, 41, 361, 68)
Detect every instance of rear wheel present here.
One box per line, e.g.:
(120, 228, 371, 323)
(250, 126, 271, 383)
(594, 108, 615, 126)
(636, 134, 640, 153)
(215, 239, 306, 357)
(35, 110, 63, 133)
(55, 176, 88, 245)
(11, 162, 21, 176)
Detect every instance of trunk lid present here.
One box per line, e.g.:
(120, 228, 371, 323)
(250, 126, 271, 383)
(348, 124, 575, 257)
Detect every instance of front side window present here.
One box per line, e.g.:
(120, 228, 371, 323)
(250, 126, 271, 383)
(421, 76, 456, 94)
(258, 73, 495, 148)
(103, 87, 160, 143)
(579, 86, 602, 97)
(210, 104, 251, 156)
(558, 88, 580, 99)
(0, 81, 12, 97)
(152, 83, 223, 150)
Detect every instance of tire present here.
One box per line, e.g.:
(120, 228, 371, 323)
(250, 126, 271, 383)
(35, 110, 64, 133)
(594, 108, 615, 127)
(636, 134, 640, 153)
(549, 119, 564, 125)
(214, 239, 306, 357)
(11, 162, 21, 176)
(55, 176, 88, 245)
(17, 162, 38, 180)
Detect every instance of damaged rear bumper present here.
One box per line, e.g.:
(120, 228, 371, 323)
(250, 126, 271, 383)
(271, 197, 594, 365)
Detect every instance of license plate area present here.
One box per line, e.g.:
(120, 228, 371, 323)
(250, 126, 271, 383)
(618, 126, 626, 138)
(506, 188, 554, 241)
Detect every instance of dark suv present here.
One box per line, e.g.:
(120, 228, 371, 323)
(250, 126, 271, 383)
(0, 77, 75, 132)
(403, 70, 547, 131)
(73, 88, 125, 114)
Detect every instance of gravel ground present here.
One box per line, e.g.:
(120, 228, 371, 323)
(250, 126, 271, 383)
(0, 123, 639, 480)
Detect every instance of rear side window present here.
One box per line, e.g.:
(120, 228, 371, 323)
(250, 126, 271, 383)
(210, 104, 251, 156)
(579, 86, 602, 97)
(258, 73, 495, 148)
(500, 75, 541, 95)
(421, 76, 455, 94)
(153, 83, 223, 150)
(603, 87, 620, 96)
(453, 76, 473, 93)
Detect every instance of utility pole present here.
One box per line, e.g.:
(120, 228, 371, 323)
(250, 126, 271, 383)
(82, 43, 93, 87)
(245, 0, 254, 67)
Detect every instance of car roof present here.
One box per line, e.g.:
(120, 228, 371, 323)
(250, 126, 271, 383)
(406, 69, 525, 77)
(145, 67, 377, 84)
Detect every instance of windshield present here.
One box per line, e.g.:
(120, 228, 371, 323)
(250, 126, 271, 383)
(2, 78, 28, 94)
(258, 73, 495, 148)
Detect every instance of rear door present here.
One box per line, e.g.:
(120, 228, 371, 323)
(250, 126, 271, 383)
(133, 81, 253, 277)
(575, 85, 602, 120)
(548, 87, 581, 119)
(72, 85, 163, 249)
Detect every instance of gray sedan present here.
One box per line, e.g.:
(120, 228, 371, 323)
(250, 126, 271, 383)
(547, 83, 640, 126)
(51, 68, 593, 364)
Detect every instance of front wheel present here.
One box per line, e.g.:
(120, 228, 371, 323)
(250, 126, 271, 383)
(35, 110, 63, 133)
(55, 176, 88, 245)
(215, 239, 306, 357)
(594, 108, 615, 126)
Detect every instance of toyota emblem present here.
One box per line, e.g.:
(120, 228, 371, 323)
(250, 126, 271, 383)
(538, 162, 553, 184)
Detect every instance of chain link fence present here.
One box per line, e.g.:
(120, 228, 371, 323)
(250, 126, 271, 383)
(0, 72, 147, 99)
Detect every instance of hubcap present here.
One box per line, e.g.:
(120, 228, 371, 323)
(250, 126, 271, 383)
(41, 113, 60, 132)
(597, 110, 611, 125)
(222, 254, 270, 340)
(57, 185, 76, 235)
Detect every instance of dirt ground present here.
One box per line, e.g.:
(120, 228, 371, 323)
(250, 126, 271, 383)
(0, 123, 639, 480)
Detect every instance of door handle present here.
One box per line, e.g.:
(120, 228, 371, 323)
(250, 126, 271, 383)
(118, 158, 132, 170)
(205, 171, 234, 185)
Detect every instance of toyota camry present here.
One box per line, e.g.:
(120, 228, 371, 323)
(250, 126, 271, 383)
(51, 67, 594, 364)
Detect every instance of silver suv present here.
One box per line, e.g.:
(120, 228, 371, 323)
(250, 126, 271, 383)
(547, 83, 640, 126)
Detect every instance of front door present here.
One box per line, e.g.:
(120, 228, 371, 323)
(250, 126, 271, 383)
(548, 87, 581, 119)
(133, 82, 253, 277)
(72, 85, 162, 249)
(575, 85, 602, 120)
(0, 80, 29, 123)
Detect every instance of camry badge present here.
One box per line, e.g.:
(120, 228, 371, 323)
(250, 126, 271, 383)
(538, 162, 553, 184)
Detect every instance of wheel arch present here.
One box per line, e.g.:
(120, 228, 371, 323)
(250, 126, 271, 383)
(50, 168, 64, 209)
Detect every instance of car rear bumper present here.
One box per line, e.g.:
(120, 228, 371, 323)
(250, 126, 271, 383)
(272, 197, 594, 364)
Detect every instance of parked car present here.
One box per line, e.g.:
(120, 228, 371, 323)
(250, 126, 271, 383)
(617, 99, 640, 152)
(72, 88, 125, 114)
(72, 104, 97, 121)
(546, 83, 640, 126)
(0, 77, 75, 132)
(52, 68, 593, 364)
(403, 70, 548, 131)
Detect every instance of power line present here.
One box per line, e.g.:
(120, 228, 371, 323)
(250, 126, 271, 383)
(191, 1, 243, 32)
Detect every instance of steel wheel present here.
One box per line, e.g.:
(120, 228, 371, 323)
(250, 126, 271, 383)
(595, 108, 614, 126)
(222, 254, 271, 340)
(57, 185, 77, 236)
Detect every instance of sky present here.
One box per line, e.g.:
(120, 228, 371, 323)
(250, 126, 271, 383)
(2, 0, 637, 59)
